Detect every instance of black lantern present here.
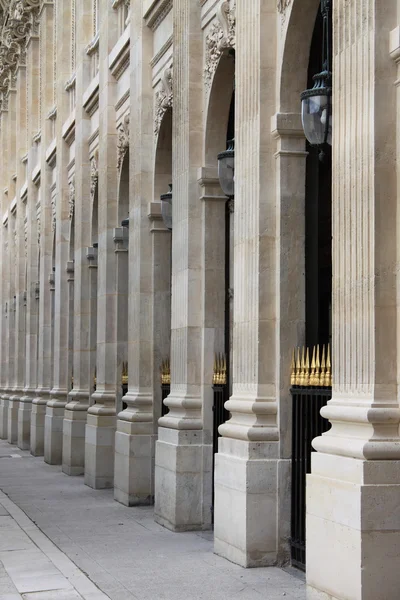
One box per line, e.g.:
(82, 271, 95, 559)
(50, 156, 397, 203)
(160, 184, 172, 231)
(121, 218, 129, 228)
(217, 139, 235, 198)
(301, 0, 332, 149)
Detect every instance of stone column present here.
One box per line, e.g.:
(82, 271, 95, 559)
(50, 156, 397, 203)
(31, 1, 55, 457)
(62, 0, 93, 475)
(0, 109, 10, 440)
(45, 0, 73, 465)
(307, 3, 400, 599)
(214, 0, 281, 567)
(84, 0, 119, 489)
(7, 80, 19, 445)
(18, 27, 38, 451)
(154, 0, 206, 530)
(0, 218, 5, 438)
(114, 2, 155, 506)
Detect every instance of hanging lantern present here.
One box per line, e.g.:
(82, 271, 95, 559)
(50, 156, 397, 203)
(160, 184, 172, 231)
(301, 0, 332, 149)
(217, 139, 235, 198)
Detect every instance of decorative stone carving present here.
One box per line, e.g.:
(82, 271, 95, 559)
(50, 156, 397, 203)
(36, 211, 41, 245)
(117, 113, 130, 170)
(154, 66, 173, 136)
(0, 0, 41, 112)
(68, 177, 75, 220)
(277, 0, 291, 14)
(24, 218, 28, 257)
(90, 150, 99, 200)
(204, 0, 235, 91)
(51, 195, 56, 231)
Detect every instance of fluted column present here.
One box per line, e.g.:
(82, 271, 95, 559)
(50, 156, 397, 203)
(214, 0, 279, 567)
(62, 0, 93, 476)
(84, 0, 119, 489)
(113, 0, 155, 506)
(7, 82, 19, 445)
(0, 108, 10, 439)
(31, 1, 55, 456)
(307, 2, 400, 599)
(17, 32, 36, 451)
(154, 0, 205, 530)
(45, 0, 73, 464)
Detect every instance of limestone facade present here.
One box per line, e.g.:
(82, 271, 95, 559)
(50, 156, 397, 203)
(0, 1, 400, 598)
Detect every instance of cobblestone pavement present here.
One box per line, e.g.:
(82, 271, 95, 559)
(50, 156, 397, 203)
(0, 440, 305, 600)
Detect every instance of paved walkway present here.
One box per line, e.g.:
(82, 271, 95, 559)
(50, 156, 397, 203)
(0, 440, 305, 600)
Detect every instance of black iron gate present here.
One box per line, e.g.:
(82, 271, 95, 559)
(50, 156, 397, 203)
(160, 359, 170, 417)
(212, 354, 229, 455)
(290, 345, 332, 570)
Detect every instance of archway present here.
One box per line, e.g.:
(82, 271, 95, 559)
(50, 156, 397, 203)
(67, 213, 75, 394)
(279, 0, 332, 570)
(116, 150, 129, 414)
(153, 108, 172, 423)
(89, 182, 99, 403)
(203, 50, 235, 517)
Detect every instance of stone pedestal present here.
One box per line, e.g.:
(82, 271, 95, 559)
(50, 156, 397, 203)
(84, 400, 116, 489)
(307, 454, 400, 600)
(7, 396, 20, 444)
(0, 393, 10, 439)
(17, 392, 34, 450)
(30, 392, 49, 456)
(44, 394, 68, 465)
(214, 439, 289, 567)
(62, 392, 89, 476)
(114, 418, 156, 506)
(155, 428, 210, 531)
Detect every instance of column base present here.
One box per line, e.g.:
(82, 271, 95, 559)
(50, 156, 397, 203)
(214, 438, 289, 568)
(306, 453, 400, 600)
(30, 395, 49, 456)
(62, 406, 88, 476)
(0, 394, 9, 439)
(44, 400, 67, 465)
(154, 427, 212, 531)
(17, 395, 33, 450)
(7, 396, 20, 444)
(84, 412, 116, 489)
(114, 419, 156, 506)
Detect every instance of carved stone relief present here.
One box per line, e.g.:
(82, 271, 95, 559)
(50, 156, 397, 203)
(154, 66, 173, 136)
(0, 0, 41, 111)
(204, 0, 236, 91)
(90, 150, 99, 200)
(117, 113, 130, 170)
(68, 177, 75, 220)
(51, 195, 56, 231)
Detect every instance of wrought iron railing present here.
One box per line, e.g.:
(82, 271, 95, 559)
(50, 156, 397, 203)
(290, 345, 332, 570)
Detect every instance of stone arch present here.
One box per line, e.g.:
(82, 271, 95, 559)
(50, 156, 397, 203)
(91, 183, 99, 246)
(117, 149, 129, 224)
(204, 51, 235, 167)
(154, 108, 172, 200)
(278, 0, 320, 113)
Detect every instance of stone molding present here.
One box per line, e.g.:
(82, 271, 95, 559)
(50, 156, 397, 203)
(0, 0, 41, 113)
(51, 195, 56, 232)
(117, 112, 129, 170)
(154, 66, 172, 136)
(204, 0, 235, 91)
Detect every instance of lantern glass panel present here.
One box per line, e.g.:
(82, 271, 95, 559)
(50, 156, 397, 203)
(301, 93, 332, 146)
(218, 152, 235, 197)
(161, 195, 172, 231)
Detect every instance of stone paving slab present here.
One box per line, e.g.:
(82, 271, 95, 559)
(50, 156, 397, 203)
(0, 440, 306, 600)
